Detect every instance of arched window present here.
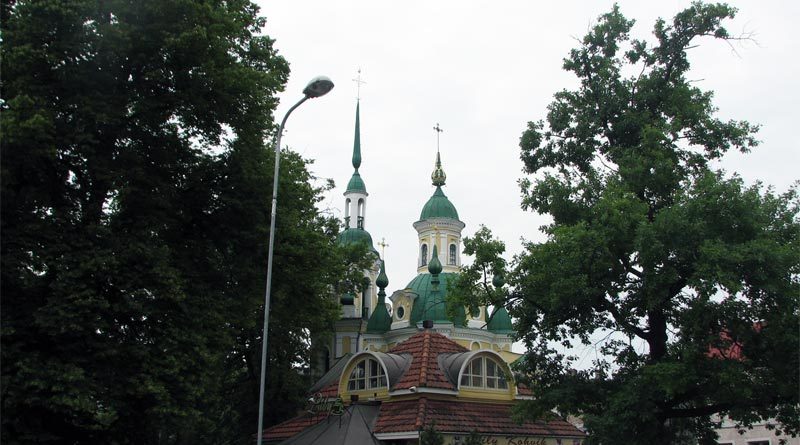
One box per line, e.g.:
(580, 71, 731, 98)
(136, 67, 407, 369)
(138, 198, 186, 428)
(347, 357, 387, 391)
(357, 199, 365, 228)
(344, 198, 351, 227)
(420, 244, 428, 266)
(449, 243, 457, 265)
(460, 356, 508, 389)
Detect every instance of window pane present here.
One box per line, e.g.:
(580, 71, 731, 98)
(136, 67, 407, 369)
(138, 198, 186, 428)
(486, 377, 496, 389)
(349, 360, 369, 391)
(487, 360, 496, 377)
(461, 375, 469, 386)
(472, 376, 482, 386)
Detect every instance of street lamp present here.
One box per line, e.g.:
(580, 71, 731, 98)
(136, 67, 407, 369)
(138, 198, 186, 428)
(257, 75, 334, 445)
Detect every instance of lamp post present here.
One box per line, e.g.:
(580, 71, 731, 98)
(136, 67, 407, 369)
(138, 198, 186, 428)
(257, 76, 334, 445)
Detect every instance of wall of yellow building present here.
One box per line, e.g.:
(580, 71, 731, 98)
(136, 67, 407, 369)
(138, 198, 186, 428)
(457, 386, 516, 402)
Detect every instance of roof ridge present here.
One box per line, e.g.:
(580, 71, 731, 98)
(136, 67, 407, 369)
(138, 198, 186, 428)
(415, 397, 428, 431)
(419, 331, 430, 385)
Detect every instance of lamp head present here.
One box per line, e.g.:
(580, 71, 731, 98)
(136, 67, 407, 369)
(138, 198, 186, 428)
(303, 76, 334, 98)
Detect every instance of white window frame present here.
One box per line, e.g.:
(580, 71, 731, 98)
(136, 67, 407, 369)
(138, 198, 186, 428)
(347, 357, 386, 391)
(459, 356, 508, 390)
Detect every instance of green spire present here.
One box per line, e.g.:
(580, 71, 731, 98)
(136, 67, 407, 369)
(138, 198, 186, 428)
(352, 102, 361, 169)
(431, 150, 446, 186)
(366, 260, 392, 334)
(346, 102, 367, 194)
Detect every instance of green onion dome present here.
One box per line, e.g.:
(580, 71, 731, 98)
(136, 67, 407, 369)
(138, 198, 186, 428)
(420, 186, 459, 220)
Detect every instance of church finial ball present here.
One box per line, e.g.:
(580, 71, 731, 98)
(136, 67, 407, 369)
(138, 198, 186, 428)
(431, 152, 446, 186)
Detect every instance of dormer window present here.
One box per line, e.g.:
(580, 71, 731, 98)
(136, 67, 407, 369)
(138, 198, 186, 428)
(347, 357, 386, 391)
(460, 356, 508, 389)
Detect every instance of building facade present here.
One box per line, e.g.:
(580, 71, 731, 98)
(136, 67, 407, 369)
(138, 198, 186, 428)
(261, 101, 585, 445)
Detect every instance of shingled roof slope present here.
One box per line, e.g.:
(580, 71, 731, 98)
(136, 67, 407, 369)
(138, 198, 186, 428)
(388, 330, 467, 390)
(374, 397, 585, 437)
(261, 413, 329, 442)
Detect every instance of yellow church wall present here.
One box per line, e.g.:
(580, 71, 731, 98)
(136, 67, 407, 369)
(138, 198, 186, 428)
(342, 336, 351, 354)
(453, 339, 471, 349)
(498, 350, 522, 364)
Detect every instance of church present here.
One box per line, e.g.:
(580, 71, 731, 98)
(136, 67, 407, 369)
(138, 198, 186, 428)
(260, 101, 586, 445)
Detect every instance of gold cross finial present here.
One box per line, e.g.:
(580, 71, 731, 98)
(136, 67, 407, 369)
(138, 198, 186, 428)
(378, 237, 389, 260)
(352, 68, 366, 101)
(433, 123, 443, 153)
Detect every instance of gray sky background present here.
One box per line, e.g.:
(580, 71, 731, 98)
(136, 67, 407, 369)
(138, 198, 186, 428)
(255, 1, 799, 311)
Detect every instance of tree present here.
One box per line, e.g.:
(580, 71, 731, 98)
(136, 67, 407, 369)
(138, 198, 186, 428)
(463, 430, 484, 445)
(447, 225, 508, 325)
(507, 3, 799, 444)
(419, 421, 444, 445)
(1, 1, 367, 443)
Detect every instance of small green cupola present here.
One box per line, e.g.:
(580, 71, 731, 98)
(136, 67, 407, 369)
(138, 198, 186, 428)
(487, 273, 513, 334)
(487, 306, 513, 334)
(366, 260, 392, 333)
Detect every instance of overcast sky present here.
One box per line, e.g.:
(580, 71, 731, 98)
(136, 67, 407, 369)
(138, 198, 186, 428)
(255, 0, 799, 303)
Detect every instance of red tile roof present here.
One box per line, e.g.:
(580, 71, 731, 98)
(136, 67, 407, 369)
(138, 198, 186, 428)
(374, 397, 585, 437)
(261, 412, 329, 442)
(262, 331, 577, 442)
(315, 382, 339, 398)
(388, 330, 467, 390)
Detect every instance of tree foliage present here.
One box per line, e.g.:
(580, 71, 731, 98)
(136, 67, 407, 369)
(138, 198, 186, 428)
(447, 225, 508, 324)
(1, 1, 367, 443)
(506, 3, 798, 444)
(419, 421, 445, 445)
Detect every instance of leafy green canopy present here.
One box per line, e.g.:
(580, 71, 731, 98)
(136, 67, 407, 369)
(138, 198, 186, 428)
(1, 1, 368, 443)
(447, 225, 508, 325)
(509, 3, 798, 444)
